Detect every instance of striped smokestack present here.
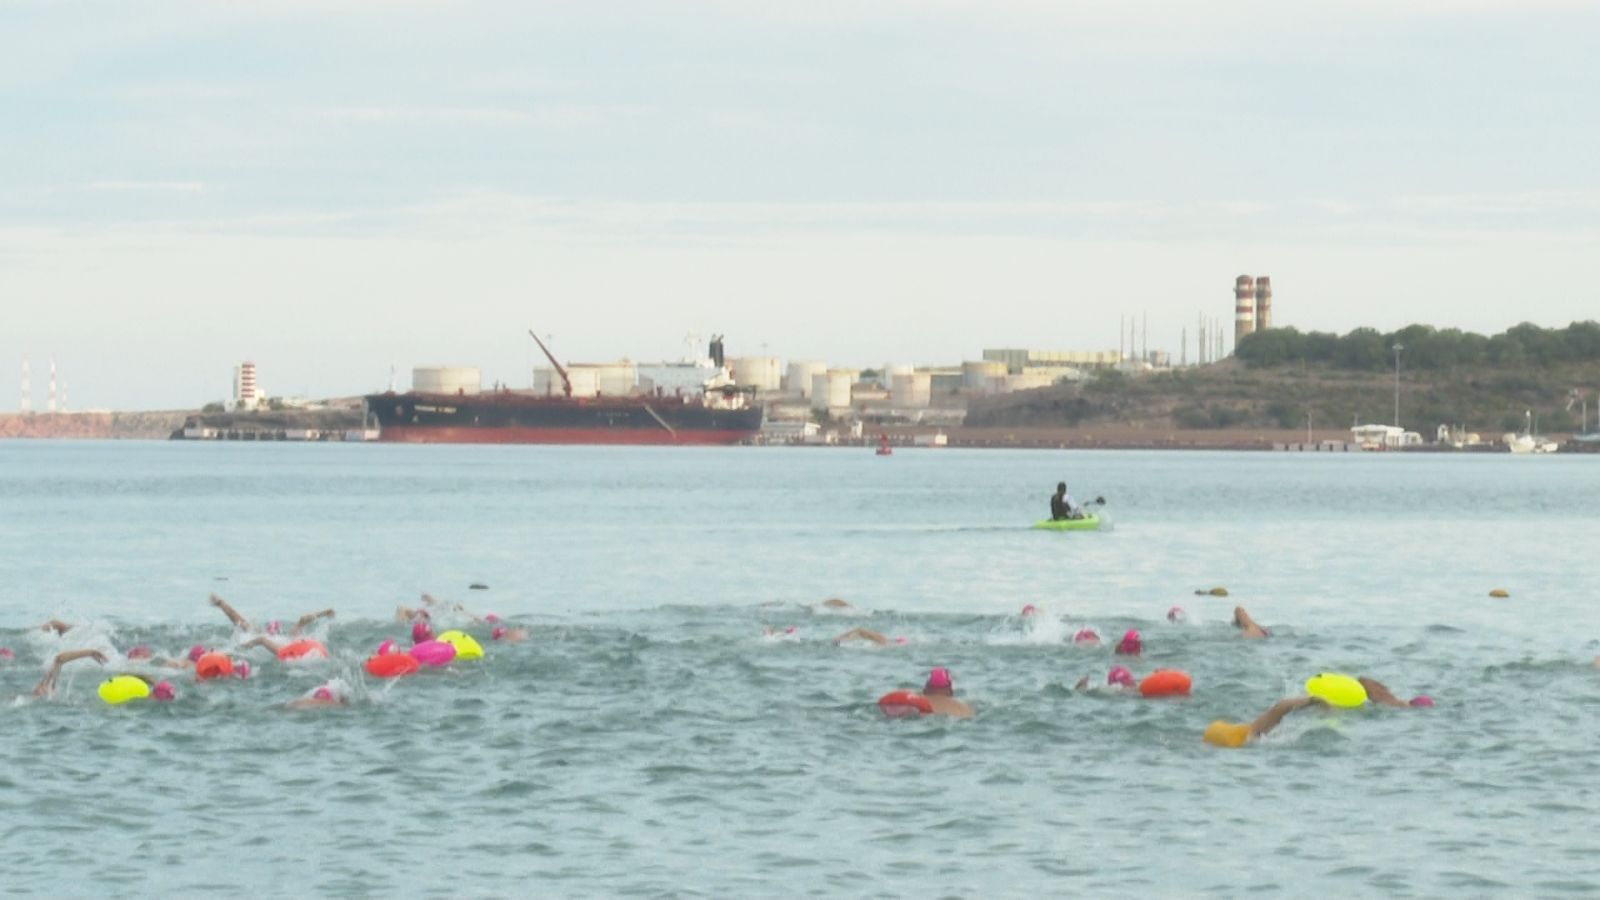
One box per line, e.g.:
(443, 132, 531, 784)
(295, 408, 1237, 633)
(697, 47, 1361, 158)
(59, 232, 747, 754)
(1255, 276, 1272, 330)
(1234, 275, 1256, 346)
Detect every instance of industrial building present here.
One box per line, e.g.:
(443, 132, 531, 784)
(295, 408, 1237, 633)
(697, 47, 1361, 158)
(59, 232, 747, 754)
(982, 348, 1122, 374)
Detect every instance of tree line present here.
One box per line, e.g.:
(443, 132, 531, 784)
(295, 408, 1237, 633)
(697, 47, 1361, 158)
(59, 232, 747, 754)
(1234, 321, 1600, 370)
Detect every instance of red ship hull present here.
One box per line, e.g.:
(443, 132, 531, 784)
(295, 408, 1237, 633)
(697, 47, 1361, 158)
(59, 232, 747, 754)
(377, 425, 754, 445)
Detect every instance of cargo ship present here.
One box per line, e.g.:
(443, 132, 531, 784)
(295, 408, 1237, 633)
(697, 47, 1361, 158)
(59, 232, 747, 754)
(363, 331, 763, 445)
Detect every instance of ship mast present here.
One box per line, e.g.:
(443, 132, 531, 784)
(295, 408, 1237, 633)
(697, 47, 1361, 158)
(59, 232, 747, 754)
(528, 329, 572, 398)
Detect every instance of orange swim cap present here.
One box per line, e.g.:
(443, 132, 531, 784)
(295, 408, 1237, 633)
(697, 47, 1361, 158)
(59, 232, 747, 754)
(1203, 720, 1252, 749)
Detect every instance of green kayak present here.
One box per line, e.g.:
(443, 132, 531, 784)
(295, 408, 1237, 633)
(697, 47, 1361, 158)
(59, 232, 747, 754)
(1033, 514, 1101, 532)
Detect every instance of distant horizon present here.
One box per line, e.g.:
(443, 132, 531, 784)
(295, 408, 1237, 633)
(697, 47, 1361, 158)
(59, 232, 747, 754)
(5, 2, 1598, 409)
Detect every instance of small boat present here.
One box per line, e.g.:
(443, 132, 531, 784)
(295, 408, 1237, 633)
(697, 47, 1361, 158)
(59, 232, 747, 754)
(1032, 514, 1101, 532)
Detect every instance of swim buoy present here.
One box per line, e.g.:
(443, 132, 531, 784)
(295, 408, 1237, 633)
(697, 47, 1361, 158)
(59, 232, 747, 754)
(99, 675, 151, 705)
(277, 639, 329, 661)
(877, 690, 934, 717)
(1305, 672, 1367, 708)
(1138, 669, 1192, 697)
(436, 630, 484, 661)
(364, 652, 419, 679)
(195, 652, 234, 681)
(410, 639, 457, 667)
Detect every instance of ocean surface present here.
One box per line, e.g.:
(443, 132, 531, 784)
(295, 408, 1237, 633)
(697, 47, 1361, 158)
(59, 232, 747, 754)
(2, 441, 1598, 896)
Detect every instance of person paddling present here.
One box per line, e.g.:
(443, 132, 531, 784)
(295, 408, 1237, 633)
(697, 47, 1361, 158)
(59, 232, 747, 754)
(1050, 482, 1082, 521)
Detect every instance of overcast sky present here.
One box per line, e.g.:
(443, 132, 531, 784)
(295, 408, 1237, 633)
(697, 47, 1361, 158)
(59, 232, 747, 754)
(3, 0, 1598, 409)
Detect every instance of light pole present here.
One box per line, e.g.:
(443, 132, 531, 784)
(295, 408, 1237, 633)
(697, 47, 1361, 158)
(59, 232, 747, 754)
(1391, 343, 1404, 428)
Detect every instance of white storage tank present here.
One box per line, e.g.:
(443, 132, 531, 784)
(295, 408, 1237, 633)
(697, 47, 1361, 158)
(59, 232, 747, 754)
(962, 360, 1008, 390)
(786, 360, 827, 397)
(810, 369, 854, 411)
(588, 363, 637, 396)
(413, 366, 481, 395)
(881, 363, 913, 388)
(890, 371, 932, 408)
(535, 367, 600, 397)
(728, 356, 782, 391)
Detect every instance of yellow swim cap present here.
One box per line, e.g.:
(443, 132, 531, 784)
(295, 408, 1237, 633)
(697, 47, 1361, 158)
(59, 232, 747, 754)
(98, 675, 152, 705)
(1203, 720, 1252, 749)
(436, 630, 484, 661)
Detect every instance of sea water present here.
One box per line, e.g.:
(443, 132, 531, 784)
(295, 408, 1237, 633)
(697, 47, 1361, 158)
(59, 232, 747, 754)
(2, 441, 1598, 896)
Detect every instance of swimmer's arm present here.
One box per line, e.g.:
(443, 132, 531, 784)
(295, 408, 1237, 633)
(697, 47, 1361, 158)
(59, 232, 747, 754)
(292, 609, 335, 634)
(1357, 677, 1407, 708)
(39, 619, 73, 635)
(32, 649, 108, 697)
(395, 606, 420, 622)
(1248, 696, 1326, 737)
(421, 593, 440, 607)
(209, 594, 252, 631)
(239, 636, 284, 655)
(833, 628, 888, 646)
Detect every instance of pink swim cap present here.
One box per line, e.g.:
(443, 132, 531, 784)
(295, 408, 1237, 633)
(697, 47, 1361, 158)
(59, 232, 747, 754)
(1107, 665, 1135, 687)
(313, 686, 334, 701)
(0, 647, 15, 660)
(1410, 695, 1435, 708)
(126, 645, 153, 660)
(188, 645, 206, 663)
(411, 620, 433, 644)
(484, 614, 501, 623)
(785, 626, 797, 635)
(234, 660, 251, 680)
(1074, 629, 1100, 644)
(491, 626, 508, 641)
(151, 680, 177, 702)
(893, 636, 910, 645)
(1021, 604, 1038, 617)
(1115, 630, 1142, 655)
(925, 667, 953, 691)
(1166, 606, 1185, 622)
(265, 620, 283, 635)
(377, 639, 398, 655)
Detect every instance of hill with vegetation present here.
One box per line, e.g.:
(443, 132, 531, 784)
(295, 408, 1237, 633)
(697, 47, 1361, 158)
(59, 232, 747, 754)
(965, 322, 1600, 436)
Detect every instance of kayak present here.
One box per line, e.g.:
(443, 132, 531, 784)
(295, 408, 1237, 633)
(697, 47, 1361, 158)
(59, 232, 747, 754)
(1033, 514, 1101, 532)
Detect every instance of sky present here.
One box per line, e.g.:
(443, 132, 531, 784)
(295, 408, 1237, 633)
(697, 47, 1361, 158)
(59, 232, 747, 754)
(3, 0, 1599, 410)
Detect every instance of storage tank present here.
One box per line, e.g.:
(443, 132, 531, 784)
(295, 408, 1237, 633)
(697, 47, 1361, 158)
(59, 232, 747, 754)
(881, 363, 913, 388)
(810, 369, 854, 411)
(535, 367, 600, 397)
(890, 372, 932, 408)
(786, 360, 827, 397)
(962, 360, 1007, 390)
(587, 363, 637, 396)
(413, 366, 481, 395)
(728, 356, 782, 391)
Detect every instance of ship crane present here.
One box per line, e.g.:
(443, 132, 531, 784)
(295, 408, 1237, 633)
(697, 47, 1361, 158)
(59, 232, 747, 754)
(528, 329, 572, 398)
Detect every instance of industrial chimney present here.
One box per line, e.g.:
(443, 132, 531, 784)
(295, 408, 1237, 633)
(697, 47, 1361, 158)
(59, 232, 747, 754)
(1234, 275, 1256, 346)
(1255, 276, 1272, 331)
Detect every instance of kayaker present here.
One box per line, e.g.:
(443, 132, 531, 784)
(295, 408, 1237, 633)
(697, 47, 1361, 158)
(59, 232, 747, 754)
(1050, 482, 1083, 520)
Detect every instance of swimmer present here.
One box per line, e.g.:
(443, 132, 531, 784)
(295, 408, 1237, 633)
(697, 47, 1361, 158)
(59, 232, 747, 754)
(1232, 606, 1269, 639)
(1114, 629, 1142, 656)
(1073, 629, 1101, 646)
(491, 626, 529, 642)
(1357, 676, 1434, 708)
(1203, 696, 1327, 748)
(761, 625, 797, 639)
(1020, 604, 1039, 617)
(39, 619, 75, 635)
(239, 635, 330, 661)
(1074, 665, 1137, 693)
(1167, 606, 1186, 623)
(818, 598, 854, 610)
(31, 649, 108, 698)
(286, 679, 349, 710)
(834, 627, 889, 646)
(921, 667, 974, 718)
(421, 592, 486, 623)
(210, 593, 335, 635)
